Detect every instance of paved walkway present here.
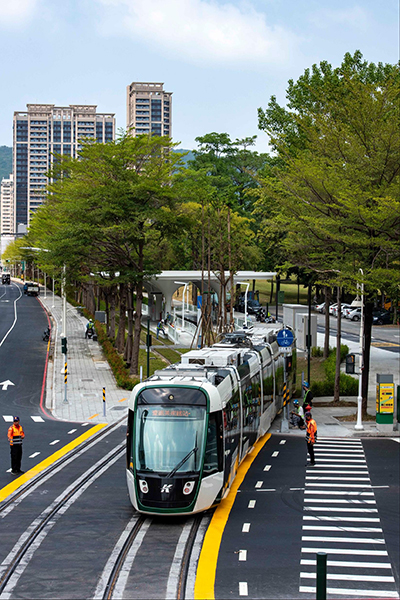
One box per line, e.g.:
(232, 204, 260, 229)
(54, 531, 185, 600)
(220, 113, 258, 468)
(39, 290, 399, 437)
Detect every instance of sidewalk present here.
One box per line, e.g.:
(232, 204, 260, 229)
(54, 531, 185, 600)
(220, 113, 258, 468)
(39, 293, 129, 424)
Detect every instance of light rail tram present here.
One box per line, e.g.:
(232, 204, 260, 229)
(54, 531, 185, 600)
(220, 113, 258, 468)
(126, 326, 296, 515)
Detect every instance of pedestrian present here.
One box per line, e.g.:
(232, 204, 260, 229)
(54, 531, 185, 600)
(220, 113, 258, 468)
(156, 320, 165, 339)
(302, 381, 313, 411)
(8, 416, 25, 474)
(290, 400, 305, 429)
(305, 411, 317, 466)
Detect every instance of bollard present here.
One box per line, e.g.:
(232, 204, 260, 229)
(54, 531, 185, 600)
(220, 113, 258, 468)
(316, 552, 327, 600)
(103, 387, 106, 417)
(140, 365, 143, 382)
(63, 361, 68, 404)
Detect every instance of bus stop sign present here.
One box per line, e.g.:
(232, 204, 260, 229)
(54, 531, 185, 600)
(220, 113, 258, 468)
(276, 328, 294, 347)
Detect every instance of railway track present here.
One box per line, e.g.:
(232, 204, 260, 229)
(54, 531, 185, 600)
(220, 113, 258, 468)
(0, 416, 126, 518)
(0, 442, 125, 597)
(96, 513, 207, 600)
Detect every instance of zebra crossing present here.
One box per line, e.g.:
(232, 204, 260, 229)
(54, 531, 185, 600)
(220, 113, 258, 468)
(2, 415, 45, 422)
(299, 437, 399, 599)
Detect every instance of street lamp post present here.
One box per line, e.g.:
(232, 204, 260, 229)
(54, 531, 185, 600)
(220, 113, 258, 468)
(355, 269, 364, 431)
(237, 281, 250, 327)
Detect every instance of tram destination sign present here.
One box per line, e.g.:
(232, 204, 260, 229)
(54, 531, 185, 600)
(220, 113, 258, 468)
(276, 328, 294, 348)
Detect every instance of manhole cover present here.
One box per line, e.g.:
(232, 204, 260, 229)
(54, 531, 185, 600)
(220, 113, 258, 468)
(110, 405, 127, 411)
(81, 379, 94, 382)
(81, 393, 98, 398)
(95, 362, 109, 369)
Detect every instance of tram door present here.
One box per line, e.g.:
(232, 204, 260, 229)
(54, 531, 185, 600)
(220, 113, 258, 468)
(241, 372, 261, 460)
(223, 389, 240, 489)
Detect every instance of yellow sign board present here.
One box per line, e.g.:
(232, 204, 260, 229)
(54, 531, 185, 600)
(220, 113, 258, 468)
(377, 383, 394, 414)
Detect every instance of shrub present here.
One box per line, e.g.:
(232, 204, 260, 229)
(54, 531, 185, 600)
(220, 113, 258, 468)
(311, 346, 324, 357)
(310, 344, 356, 397)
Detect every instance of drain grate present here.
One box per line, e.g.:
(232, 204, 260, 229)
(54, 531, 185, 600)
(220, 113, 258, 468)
(81, 393, 97, 398)
(324, 423, 339, 426)
(110, 405, 127, 411)
(81, 379, 94, 382)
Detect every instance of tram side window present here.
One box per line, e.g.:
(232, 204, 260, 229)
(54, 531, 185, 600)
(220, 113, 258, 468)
(203, 412, 223, 475)
(263, 363, 274, 412)
(127, 409, 134, 470)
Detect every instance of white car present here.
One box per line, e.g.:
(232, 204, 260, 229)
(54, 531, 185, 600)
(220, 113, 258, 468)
(333, 303, 353, 317)
(329, 303, 338, 315)
(347, 307, 362, 321)
(315, 302, 325, 313)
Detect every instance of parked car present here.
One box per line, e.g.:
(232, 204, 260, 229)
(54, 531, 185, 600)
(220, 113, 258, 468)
(315, 302, 325, 313)
(372, 309, 391, 325)
(332, 303, 353, 317)
(328, 303, 338, 315)
(237, 298, 262, 315)
(1, 273, 10, 284)
(347, 307, 362, 321)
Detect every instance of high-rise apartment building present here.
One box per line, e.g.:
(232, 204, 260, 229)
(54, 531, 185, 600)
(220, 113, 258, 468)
(126, 82, 172, 137)
(13, 104, 115, 228)
(0, 174, 15, 257)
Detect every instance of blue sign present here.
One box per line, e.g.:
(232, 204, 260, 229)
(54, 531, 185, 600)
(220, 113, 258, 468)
(276, 328, 294, 347)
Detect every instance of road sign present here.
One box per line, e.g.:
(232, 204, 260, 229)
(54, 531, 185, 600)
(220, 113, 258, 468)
(276, 328, 294, 347)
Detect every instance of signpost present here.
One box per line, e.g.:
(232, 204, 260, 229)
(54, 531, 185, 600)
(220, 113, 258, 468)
(276, 328, 294, 348)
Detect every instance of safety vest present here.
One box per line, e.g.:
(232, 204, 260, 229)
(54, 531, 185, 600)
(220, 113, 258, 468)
(8, 424, 25, 446)
(305, 419, 317, 444)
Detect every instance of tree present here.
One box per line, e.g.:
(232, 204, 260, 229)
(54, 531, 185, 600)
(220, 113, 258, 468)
(28, 133, 184, 376)
(257, 52, 400, 411)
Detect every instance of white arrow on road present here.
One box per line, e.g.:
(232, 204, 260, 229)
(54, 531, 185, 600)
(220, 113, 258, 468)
(0, 380, 15, 391)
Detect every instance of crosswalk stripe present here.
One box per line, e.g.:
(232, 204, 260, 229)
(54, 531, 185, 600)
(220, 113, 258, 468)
(299, 586, 399, 598)
(31, 416, 45, 422)
(300, 436, 398, 600)
(300, 559, 391, 569)
(3, 416, 13, 422)
(300, 572, 395, 583)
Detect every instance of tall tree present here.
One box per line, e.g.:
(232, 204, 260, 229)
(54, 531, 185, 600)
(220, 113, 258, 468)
(257, 52, 400, 411)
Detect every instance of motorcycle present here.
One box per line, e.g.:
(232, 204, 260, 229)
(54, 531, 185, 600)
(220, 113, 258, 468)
(86, 327, 95, 339)
(256, 309, 276, 324)
(43, 327, 50, 341)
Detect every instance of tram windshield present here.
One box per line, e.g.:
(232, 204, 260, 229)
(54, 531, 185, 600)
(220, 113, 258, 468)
(135, 405, 206, 475)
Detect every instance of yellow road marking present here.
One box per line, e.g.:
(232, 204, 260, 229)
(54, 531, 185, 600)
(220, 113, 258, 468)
(88, 413, 99, 419)
(194, 433, 271, 600)
(372, 342, 400, 348)
(118, 398, 127, 403)
(0, 424, 106, 503)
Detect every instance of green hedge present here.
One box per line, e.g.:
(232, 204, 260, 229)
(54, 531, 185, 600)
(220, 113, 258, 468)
(311, 345, 358, 397)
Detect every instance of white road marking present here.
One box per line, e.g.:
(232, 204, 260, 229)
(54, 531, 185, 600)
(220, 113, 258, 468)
(304, 498, 376, 504)
(301, 536, 384, 544)
(301, 547, 388, 556)
(299, 586, 398, 597)
(303, 516, 380, 522)
(304, 507, 378, 512)
(301, 559, 391, 569)
(390, 438, 400, 443)
(290, 488, 305, 491)
(302, 525, 382, 532)
(238, 550, 247, 561)
(49, 440, 60, 446)
(279, 440, 286, 445)
(30, 416, 45, 422)
(310, 464, 368, 469)
(309, 458, 366, 463)
(256, 489, 276, 492)
(306, 470, 369, 474)
(242, 523, 250, 533)
(306, 476, 370, 481)
(300, 572, 395, 583)
(6, 468, 12, 473)
(3, 416, 13, 422)
(314, 452, 365, 457)
(28, 452, 40, 459)
(166, 519, 195, 599)
(0, 283, 22, 349)
(248, 500, 256, 508)
(304, 490, 374, 495)
(67, 429, 77, 434)
(255, 481, 263, 488)
(239, 582, 248, 596)
(272, 451, 279, 457)
(81, 422, 89, 426)
(306, 483, 372, 488)
(263, 465, 271, 471)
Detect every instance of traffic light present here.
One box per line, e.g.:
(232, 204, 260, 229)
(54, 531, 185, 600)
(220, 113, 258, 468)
(61, 337, 68, 354)
(345, 353, 355, 374)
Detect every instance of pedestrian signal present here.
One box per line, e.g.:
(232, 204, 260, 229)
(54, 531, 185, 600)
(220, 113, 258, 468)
(345, 353, 355, 374)
(61, 337, 68, 354)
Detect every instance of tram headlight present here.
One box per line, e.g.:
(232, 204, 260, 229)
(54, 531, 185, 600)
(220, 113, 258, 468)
(139, 479, 149, 494)
(183, 481, 195, 495)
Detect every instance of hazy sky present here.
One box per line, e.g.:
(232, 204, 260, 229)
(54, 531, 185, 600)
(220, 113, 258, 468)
(0, 0, 398, 152)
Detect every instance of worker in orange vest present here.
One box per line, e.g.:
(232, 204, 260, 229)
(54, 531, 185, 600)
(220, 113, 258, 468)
(305, 411, 317, 466)
(8, 416, 25, 474)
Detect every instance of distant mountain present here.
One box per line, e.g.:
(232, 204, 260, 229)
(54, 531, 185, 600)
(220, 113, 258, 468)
(174, 149, 194, 166)
(0, 146, 12, 181)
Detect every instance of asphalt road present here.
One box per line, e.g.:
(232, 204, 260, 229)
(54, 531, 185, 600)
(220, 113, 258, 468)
(0, 281, 93, 484)
(214, 434, 400, 599)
